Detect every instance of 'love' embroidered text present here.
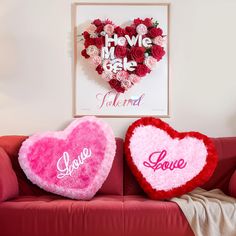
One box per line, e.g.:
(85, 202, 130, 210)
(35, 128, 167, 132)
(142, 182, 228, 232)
(57, 148, 92, 179)
(143, 150, 187, 172)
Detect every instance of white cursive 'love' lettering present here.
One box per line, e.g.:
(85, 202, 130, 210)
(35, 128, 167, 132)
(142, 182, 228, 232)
(56, 148, 92, 179)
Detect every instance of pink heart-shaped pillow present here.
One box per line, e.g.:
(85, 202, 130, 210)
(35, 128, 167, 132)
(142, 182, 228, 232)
(19, 116, 116, 200)
(125, 117, 218, 199)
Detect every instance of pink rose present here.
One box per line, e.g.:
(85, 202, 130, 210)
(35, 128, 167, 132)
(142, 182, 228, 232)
(136, 24, 148, 35)
(101, 71, 113, 81)
(92, 56, 102, 66)
(153, 36, 166, 46)
(128, 74, 141, 84)
(104, 24, 114, 36)
(144, 56, 156, 69)
(116, 71, 129, 81)
(86, 24, 97, 34)
(86, 45, 99, 56)
(121, 80, 132, 90)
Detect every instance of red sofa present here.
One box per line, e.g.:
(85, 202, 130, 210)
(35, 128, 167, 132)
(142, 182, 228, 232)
(0, 136, 236, 236)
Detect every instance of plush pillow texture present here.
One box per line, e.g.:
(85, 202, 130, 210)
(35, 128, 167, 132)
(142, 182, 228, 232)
(125, 117, 218, 200)
(0, 147, 19, 201)
(18, 116, 116, 200)
(229, 170, 236, 198)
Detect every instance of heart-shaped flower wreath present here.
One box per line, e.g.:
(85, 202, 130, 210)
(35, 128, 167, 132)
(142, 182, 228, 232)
(81, 18, 166, 93)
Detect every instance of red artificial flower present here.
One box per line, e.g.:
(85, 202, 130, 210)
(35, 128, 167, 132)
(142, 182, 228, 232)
(83, 31, 90, 39)
(84, 38, 95, 48)
(94, 37, 104, 49)
(135, 64, 150, 77)
(151, 45, 165, 61)
(133, 18, 143, 26)
(148, 27, 163, 38)
(125, 26, 136, 37)
(126, 49, 132, 61)
(109, 79, 125, 93)
(115, 45, 127, 58)
(143, 18, 153, 28)
(96, 65, 104, 75)
(130, 47, 145, 63)
(95, 25, 104, 34)
(114, 26, 126, 37)
(81, 49, 90, 59)
(93, 19, 102, 27)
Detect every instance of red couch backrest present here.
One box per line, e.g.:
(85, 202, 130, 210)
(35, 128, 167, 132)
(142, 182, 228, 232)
(1, 136, 236, 196)
(123, 137, 236, 195)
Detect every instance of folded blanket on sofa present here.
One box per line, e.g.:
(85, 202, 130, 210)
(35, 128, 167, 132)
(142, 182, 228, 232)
(171, 188, 236, 236)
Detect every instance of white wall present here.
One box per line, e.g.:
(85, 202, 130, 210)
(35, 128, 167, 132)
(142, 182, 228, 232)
(0, 0, 236, 138)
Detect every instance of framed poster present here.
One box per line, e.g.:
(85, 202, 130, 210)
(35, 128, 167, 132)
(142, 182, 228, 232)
(72, 2, 169, 117)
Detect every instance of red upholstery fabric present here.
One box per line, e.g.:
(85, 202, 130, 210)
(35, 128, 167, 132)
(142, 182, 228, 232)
(124, 137, 236, 195)
(99, 138, 123, 195)
(201, 138, 236, 194)
(0, 136, 124, 196)
(0, 195, 193, 236)
(229, 170, 236, 198)
(0, 147, 19, 201)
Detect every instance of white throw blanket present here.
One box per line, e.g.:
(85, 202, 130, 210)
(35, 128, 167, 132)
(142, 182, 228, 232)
(171, 188, 236, 236)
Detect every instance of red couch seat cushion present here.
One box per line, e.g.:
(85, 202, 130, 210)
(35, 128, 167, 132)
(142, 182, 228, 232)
(0, 147, 19, 201)
(0, 136, 124, 196)
(0, 195, 193, 236)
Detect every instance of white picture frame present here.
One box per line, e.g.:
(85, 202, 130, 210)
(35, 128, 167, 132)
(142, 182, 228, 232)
(72, 2, 170, 117)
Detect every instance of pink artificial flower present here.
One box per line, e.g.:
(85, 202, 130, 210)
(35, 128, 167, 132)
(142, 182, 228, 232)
(86, 45, 99, 56)
(104, 19, 114, 25)
(104, 24, 115, 36)
(153, 36, 166, 46)
(101, 71, 113, 81)
(144, 56, 157, 69)
(136, 24, 148, 35)
(92, 56, 102, 66)
(128, 74, 141, 84)
(121, 79, 132, 90)
(116, 70, 129, 81)
(86, 24, 97, 34)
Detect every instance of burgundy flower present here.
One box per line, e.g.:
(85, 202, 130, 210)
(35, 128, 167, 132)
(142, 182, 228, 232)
(143, 18, 153, 28)
(93, 19, 102, 27)
(84, 38, 95, 48)
(81, 49, 90, 59)
(148, 27, 163, 38)
(83, 31, 90, 39)
(95, 25, 104, 34)
(125, 26, 136, 37)
(151, 45, 165, 61)
(135, 64, 150, 77)
(133, 18, 143, 26)
(130, 47, 145, 63)
(114, 26, 126, 37)
(94, 37, 104, 49)
(115, 46, 127, 58)
(96, 65, 104, 75)
(109, 79, 125, 93)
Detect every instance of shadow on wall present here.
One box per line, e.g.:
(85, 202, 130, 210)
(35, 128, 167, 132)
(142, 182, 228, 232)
(229, 113, 236, 135)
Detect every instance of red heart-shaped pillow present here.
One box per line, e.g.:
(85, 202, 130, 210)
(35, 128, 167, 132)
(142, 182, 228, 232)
(81, 18, 166, 93)
(124, 117, 218, 199)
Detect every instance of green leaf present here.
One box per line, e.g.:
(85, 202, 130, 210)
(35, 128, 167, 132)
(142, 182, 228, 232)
(153, 21, 159, 27)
